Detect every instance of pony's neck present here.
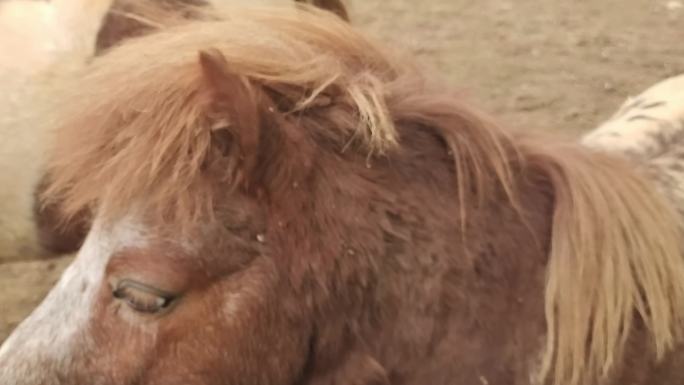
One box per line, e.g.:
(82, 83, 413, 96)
(303, 126, 555, 384)
(376, 156, 553, 384)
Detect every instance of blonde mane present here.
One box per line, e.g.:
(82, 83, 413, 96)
(42, 4, 684, 385)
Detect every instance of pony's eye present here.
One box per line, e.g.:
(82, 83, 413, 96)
(112, 279, 176, 314)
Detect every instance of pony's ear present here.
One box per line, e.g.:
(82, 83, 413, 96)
(295, 0, 350, 22)
(96, 0, 210, 53)
(198, 49, 262, 185)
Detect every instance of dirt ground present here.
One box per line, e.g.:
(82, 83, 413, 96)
(1, 0, 683, 342)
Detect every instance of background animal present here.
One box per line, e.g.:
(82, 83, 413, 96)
(0, 0, 114, 262)
(2, 4, 684, 385)
(583, 74, 684, 220)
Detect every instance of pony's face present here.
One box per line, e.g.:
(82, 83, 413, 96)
(0, 199, 314, 384)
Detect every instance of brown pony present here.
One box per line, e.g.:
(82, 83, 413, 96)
(3, 4, 684, 385)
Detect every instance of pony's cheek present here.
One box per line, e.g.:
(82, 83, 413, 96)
(80, 266, 241, 383)
(80, 284, 162, 383)
(136, 260, 312, 385)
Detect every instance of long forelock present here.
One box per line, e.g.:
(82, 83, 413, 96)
(42, 4, 439, 228)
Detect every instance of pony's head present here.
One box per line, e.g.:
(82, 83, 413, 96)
(1, 5, 436, 384)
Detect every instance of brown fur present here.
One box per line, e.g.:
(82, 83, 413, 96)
(33, 0, 210, 255)
(39, 5, 684, 385)
(32, 174, 89, 254)
(96, 0, 349, 53)
(295, 0, 349, 21)
(96, 0, 209, 53)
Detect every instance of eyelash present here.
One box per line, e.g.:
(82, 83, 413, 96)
(112, 280, 177, 314)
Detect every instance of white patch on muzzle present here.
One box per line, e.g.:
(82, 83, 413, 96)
(0, 216, 147, 383)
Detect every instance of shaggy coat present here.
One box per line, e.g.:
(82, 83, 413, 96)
(2, 4, 684, 385)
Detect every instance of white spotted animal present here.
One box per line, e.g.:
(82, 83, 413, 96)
(583, 74, 684, 216)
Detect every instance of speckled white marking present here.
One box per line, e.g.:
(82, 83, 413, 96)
(0, 216, 148, 383)
(582, 74, 684, 158)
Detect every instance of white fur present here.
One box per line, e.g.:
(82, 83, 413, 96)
(0, 216, 147, 382)
(582, 74, 684, 158)
(582, 73, 684, 207)
(0, 0, 114, 262)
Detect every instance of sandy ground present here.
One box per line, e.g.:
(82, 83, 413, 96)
(1, 0, 684, 342)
